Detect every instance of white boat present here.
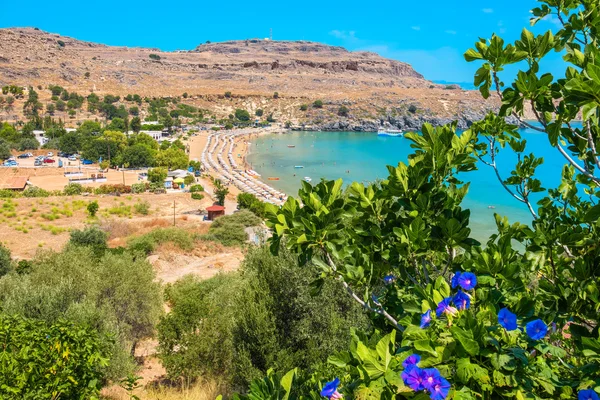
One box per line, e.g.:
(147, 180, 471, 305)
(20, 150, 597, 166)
(294, 165, 304, 169)
(377, 128, 404, 137)
(303, 177, 312, 182)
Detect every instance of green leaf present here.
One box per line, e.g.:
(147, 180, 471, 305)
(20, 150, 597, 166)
(450, 327, 480, 356)
(413, 339, 438, 356)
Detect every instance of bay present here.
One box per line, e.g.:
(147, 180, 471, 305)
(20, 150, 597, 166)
(246, 127, 567, 242)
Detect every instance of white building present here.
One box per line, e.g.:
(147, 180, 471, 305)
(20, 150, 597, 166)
(32, 130, 48, 146)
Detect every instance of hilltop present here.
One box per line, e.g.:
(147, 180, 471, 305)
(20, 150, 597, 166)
(0, 27, 500, 129)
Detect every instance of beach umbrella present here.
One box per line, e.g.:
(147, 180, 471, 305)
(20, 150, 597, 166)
(174, 177, 185, 183)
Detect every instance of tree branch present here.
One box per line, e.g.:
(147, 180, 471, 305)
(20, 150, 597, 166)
(324, 252, 404, 332)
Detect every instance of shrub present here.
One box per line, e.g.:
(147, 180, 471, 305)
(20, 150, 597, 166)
(94, 184, 132, 195)
(57, 40, 65, 47)
(148, 168, 167, 184)
(224, 91, 232, 98)
(69, 226, 107, 249)
(22, 186, 50, 198)
(131, 182, 148, 194)
(63, 183, 84, 196)
(312, 99, 323, 108)
(87, 200, 99, 217)
(189, 184, 204, 193)
(236, 193, 266, 217)
(338, 105, 349, 117)
(300, 104, 308, 111)
(184, 175, 195, 186)
(191, 193, 204, 200)
(134, 201, 150, 215)
(0, 314, 108, 399)
(127, 228, 195, 255)
(0, 189, 19, 198)
(0, 244, 12, 277)
(149, 53, 161, 61)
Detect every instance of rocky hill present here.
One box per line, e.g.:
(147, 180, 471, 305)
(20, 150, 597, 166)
(0, 27, 500, 129)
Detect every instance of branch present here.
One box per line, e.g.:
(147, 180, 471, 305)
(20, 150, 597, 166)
(324, 252, 404, 332)
(585, 120, 600, 170)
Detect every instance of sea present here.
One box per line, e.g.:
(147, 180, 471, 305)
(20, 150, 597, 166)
(245, 126, 570, 242)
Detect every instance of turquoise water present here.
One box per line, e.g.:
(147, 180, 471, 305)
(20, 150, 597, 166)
(246, 128, 567, 242)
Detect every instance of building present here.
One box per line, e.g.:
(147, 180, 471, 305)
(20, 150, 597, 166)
(32, 130, 48, 146)
(0, 176, 28, 191)
(206, 205, 225, 221)
(141, 130, 163, 141)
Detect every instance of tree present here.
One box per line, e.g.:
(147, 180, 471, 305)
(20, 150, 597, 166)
(0, 243, 12, 277)
(58, 132, 81, 154)
(255, 109, 264, 117)
(273, 92, 279, 99)
(106, 117, 127, 132)
(132, 132, 158, 150)
(337, 105, 349, 117)
(148, 167, 167, 184)
(312, 99, 323, 108)
(128, 106, 139, 116)
(0, 141, 10, 159)
(18, 137, 39, 151)
(130, 116, 141, 133)
(213, 178, 229, 206)
(155, 148, 188, 170)
(46, 103, 55, 115)
(224, 91, 232, 98)
(55, 99, 66, 111)
(77, 120, 102, 136)
(0, 122, 19, 143)
(122, 144, 155, 168)
(149, 54, 161, 60)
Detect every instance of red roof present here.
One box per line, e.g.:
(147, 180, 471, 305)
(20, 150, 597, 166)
(0, 176, 28, 190)
(206, 205, 225, 212)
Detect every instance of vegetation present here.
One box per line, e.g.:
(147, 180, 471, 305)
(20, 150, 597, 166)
(312, 99, 323, 109)
(236, 192, 266, 217)
(149, 54, 161, 61)
(87, 200, 99, 217)
(212, 178, 229, 206)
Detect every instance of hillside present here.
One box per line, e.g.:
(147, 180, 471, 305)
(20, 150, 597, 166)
(0, 27, 500, 129)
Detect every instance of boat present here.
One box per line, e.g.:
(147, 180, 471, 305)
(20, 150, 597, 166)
(294, 165, 304, 169)
(303, 177, 312, 182)
(377, 128, 404, 137)
(287, 145, 296, 148)
(268, 177, 280, 181)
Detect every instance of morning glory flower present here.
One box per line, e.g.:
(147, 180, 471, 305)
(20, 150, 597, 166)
(525, 319, 548, 341)
(457, 272, 477, 291)
(420, 309, 432, 329)
(383, 274, 395, 285)
(402, 354, 421, 370)
(498, 308, 518, 331)
(453, 291, 471, 311)
(402, 367, 425, 391)
(436, 297, 458, 317)
(421, 368, 442, 391)
(579, 389, 600, 400)
(320, 378, 342, 399)
(451, 271, 461, 289)
(429, 376, 452, 400)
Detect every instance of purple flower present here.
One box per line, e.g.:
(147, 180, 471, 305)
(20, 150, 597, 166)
(320, 378, 340, 398)
(402, 354, 421, 370)
(402, 367, 425, 391)
(579, 389, 600, 400)
(421, 368, 441, 391)
(453, 291, 471, 310)
(436, 297, 458, 317)
(498, 308, 517, 331)
(429, 376, 451, 400)
(420, 309, 432, 329)
(383, 274, 395, 285)
(457, 272, 477, 291)
(526, 319, 548, 341)
(451, 271, 461, 289)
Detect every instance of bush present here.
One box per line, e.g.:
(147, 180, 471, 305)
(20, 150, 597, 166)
(149, 53, 161, 61)
(191, 193, 204, 200)
(237, 193, 266, 217)
(87, 200, 99, 217)
(18, 137, 39, 151)
(148, 167, 167, 184)
(312, 99, 323, 108)
(127, 228, 195, 255)
(200, 210, 261, 246)
(131, 182, 148, 194)
(134, 200, 150, 215)
(63, 183, 84, 196)
(94, 184, 132, 195)
(338, 105, 349, 117)
(300, 104, 308, 111)
(22, 186, 50, 198)
(157, 246, 371, 387)
(0, 314, 108, 399)
(189, 184, 204, 193)
(0, 244, 12, 278)
(0, 189, 19, 198)
(69, 226, 107, 249)
(184, 175, 195, 186)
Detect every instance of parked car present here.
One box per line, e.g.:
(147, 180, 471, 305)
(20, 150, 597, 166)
(34, 160, 42, 166)
(47, 152, 54, 157)
(43, 158, 56, 164)
(82, 159, 93, 165)
(68, 155, 77, 161)
(58, 152, 66, 157)
(17, 153, 30, 159)
(3, 160, 18, 167)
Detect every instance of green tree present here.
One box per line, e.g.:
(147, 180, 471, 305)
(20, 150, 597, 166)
(132, 132, 158, 150)
(130, 116, 142, 133)
(155, 148, 188, 170)
(300, 104, 308, 111)
(18, 137, 39, 151)
(312, 99, 323, 108)
(255, 109, 264, 117)
(46, 103, 55, 115)
(0, 122, 19, 143)
(122, 144, 155, 168)
(148, 167, 168, 184)
(58, 132, 81, 154)
(213, 178, 229, 206)
(235, 109, 251, 121)
(0, 244, 12, 278)
(338, 105, 349, 117)
(55, 99, 66, 111)
(87, 201, 99, 217)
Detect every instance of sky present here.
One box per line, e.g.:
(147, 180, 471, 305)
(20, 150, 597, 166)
(1, 0, 565, 84)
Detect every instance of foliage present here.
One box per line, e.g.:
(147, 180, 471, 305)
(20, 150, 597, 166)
(158, 245, 371, 388)
(134, 200, 150, 215)
(131, 182, 149, 194)
(148, 167, 168, 184)
(69, 226, 107, 250)
(149, 54, 161, 61)
(22, 186, 50, 198)
(0, 314, 109, 399)
(127, 228, 195, 255)
(87, 200, 99, 217)
(155, 147, 188, 170)
(312, 100, 323, 109)
(199, 210, 261, 246)
(300, 104, 308, 111)
(191, 193, 204, 200)
(337, 106, 349, 117)
(18, 137, 39, 150)
(183, 175, 195, 186)
(213, 178, 229, 206)
(63, 182, 84, 196)
(0, 243, 12, 278)
(235, 109, 251, 121)
(122, 144, 155, 168)
(237, 192, 266, 217)
(0, 246, 163, 380)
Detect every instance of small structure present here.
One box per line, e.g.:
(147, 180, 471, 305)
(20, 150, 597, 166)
(0, 176, 28, 191)
(32, 130, 48, 147)
(206, 205, 225, 221)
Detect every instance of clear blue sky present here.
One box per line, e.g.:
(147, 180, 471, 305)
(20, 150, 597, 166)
(2, 0, 563, 83)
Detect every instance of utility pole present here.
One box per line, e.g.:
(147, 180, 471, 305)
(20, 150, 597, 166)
(173, 200, 176, 226)
(122, 170, 125, 185)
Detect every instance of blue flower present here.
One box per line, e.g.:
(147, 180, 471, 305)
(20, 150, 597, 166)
(429, 376, 451, 400)
(451, 271, 461, 289)
(383, 274, 395, 285)
(402, 354, 421, 370)
(453, 291, 471, 311)
(526, 319, 548, 341)
(457, 272, 477, 291)
(420, 309, 432, 329)
(421, 368, 442, 391)
(436, 297, 458, 318)
(402, 367, 425, 391)
(498, 308, 518, 331)
(320, 378, 340, 398)
(579, 389, 600, 400)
